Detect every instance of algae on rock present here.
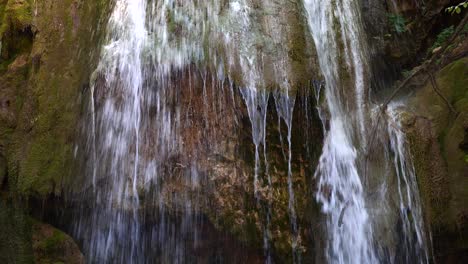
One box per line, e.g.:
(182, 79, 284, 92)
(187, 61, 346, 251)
(0, 0, 112, 197)
(403, 56, 468, 261)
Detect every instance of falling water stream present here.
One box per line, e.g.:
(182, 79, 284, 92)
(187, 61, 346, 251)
(304, 0, 376, 263)
(386, 103, 430, 263)
(73, 0, 430, 263)
(303, 0, 430, 263)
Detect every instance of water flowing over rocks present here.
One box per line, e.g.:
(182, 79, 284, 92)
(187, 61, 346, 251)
(0, 0, 466, 263)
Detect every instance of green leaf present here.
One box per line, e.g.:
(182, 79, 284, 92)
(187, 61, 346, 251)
(456, 7, 461, 14)
(387, 13, 407, 34)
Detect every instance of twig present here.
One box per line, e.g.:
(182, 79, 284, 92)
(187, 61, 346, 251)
(427, 69, 458, 115)
(380, 12, 467, 110)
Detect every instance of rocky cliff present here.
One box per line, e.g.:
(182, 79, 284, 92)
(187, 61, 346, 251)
(0, 0, 466, 263)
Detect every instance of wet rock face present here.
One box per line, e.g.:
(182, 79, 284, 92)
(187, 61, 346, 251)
(172, 71, 323, 260)
(32, 221, 84, 264)
(402, 56, 468, 262)
(1, 199, 85, 264)
(1, 0, 322, 261)
(0, 0, 110, 261)
(2, 0, 465, 263)
(81, 65, 323, 261)
(66, 0, 323, 261)
(0, 0, 112, 196)
(362, 1, 468, 261)
(362, 0, 453, 82)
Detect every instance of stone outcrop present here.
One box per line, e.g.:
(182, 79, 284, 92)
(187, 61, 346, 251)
(394, 33, 468, 262)
(0, 200, 84, 264)
(0, 0, 111, 197)
(362, 1, 468, 261)
(0, 0, 110, 261)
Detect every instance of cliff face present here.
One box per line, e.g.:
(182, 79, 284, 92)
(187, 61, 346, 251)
(0, 199, 85, 264)
(361, 0, 468, 262)
(0, 0, 111, 197)
(0, 0, 324, 262)
(0, 0, 466, 263)
(0, 0, 111, 261)
(403, 55, 468, 263)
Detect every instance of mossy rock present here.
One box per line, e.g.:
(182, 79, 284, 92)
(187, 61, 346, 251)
(0, 200, 83, 264)
(32, 220, 84, 264)
(0, 0, 113, 198)
(0, 0, 32, 33)
(0, 154, 6, 185)
(406, 56, 468, 261)
(0, 0, 33, 60)
(0, 200, 34, 264)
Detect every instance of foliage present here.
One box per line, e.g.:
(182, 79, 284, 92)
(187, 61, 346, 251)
(402, 70, 411, 78)
(388, 13, 407, 33)
(446, 1, 468, 15)
(430, 26, 455, 51)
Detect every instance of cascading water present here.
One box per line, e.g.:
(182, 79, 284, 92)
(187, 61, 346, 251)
(304, 0, 377, 263)
(75, 0, 308, 262)
(386, 103, 430, 263)
(71, 0, 432, 263)
(78, 0, 147, 262)
(303, 0, 431, 263)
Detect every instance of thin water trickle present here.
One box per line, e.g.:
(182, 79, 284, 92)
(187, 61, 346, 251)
(274, 90, 300, 262)
(386, 103, 430, 263)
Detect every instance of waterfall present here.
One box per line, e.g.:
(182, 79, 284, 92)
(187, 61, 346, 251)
(304, 0, 430, 263)
(77, 0, 148, 262)
(304, 0, 376, 263)
(71, 0, 431, 263)
(75, 0, 306, 262)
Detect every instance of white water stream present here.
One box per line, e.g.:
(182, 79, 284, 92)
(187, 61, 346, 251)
(303, 0, 429, 263)
(304, 0, 376, 263)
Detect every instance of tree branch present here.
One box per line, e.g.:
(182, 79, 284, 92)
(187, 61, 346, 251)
(427, 69, 458, 115)
(363, 12, 467, 183)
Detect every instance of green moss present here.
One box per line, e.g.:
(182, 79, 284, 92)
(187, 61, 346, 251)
(0, 200, 34, 264)
(455, 98, 468, 112)
(438, 58, 468, 104)
(39, 230, 67, 254)
(0, 0, 7, 22)
(30, 219, 84, 264)
(18, 133, 72, 195)
(0, 0, 32, 35)
(407, 56, 468, 258)
(387, 13, 407, 34)
(0, 0, 114, 199)
(0, 0, 33, 62)
(429, 26, 454, 52)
